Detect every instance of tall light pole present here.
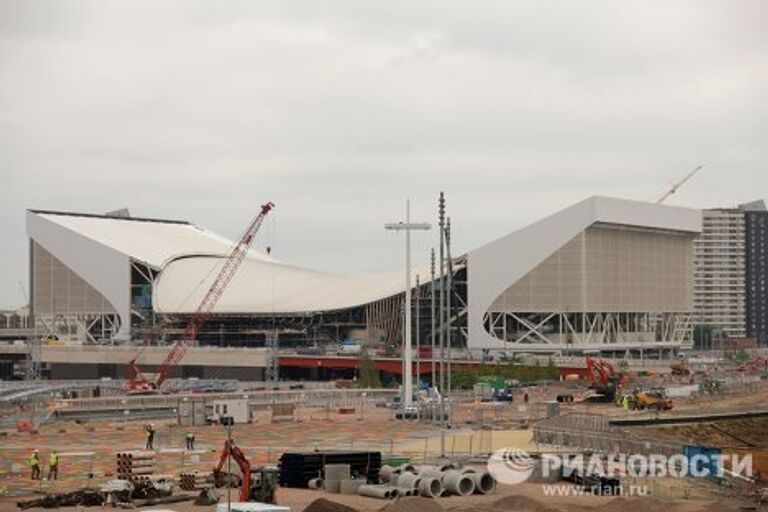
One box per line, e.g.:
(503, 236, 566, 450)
(438, 192, 446, 456)
(415, 274, 421, 395)
(385, 200, 431, 409)
(430, 248, 436, 396)
(445, 217, 453, 427)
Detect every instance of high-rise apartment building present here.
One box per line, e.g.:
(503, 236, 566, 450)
(744, 201, 768, 346)
(693, 209, 746, 338)
(694, 200, 768, 347)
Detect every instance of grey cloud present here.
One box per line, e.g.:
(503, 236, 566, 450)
(1, 0, 767, 307)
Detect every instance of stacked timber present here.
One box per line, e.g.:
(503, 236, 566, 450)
(116, 451, 155, 479)
(179, 471, 212, 491)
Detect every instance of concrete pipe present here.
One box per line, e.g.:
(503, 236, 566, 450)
(442, 470, 476, 496)
(439, 463, 458, 472)
(399, 464, 417, 474)
(418, 477, 443, 498)
(396, 472, 421, 489)
(460, 467, 477, 474)
(418, 467, 442, 479)
(397, 487, 415, 497)
(379, 465, 398, 483)
(358, 485, 393, 500)
(471, 472, 497, 495)
(308, 477, 324, 490)
(417, 465, 440, 477)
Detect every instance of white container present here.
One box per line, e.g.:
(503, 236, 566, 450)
(210, 398, 250, 424)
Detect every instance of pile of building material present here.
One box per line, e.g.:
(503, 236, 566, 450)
(357, 463, 496, 500)
(278, 451, 381, 488)
(312, 464, 368, 496)
(180, 470, 213, 491)
(17, 489, 106, 509)
(116, 450, 155, 480)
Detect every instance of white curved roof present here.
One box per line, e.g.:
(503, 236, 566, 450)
(27, 197, 703, 342)
(26, 209, 406, 320)
(466, 196, 702, 348)
(153, 256, 404, 314)
(28, 210, 275, 268)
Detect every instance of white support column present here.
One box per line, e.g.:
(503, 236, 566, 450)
(385, 200, 430, 409)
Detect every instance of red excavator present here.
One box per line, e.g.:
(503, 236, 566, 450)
(127, 202, 275, 393)
(585, 356, 626, 402)
(738, 355, 768, 373)
(212, 439, 278, 504)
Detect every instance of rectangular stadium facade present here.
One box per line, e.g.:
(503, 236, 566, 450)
(24, 197, 702, 369)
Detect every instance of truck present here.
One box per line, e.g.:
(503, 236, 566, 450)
(337, 342, 362, 356)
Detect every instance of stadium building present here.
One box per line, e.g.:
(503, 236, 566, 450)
(18, 196, 701, 379)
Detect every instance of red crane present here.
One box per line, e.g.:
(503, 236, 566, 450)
(127, 202, 275, 392)
(585, 355, 625, 402)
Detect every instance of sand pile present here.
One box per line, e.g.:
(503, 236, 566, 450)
(447, 495, 561, 512)
(304, 498, 359, 512)
(593, 497, 667, 512)
(383, 497, 444, 512)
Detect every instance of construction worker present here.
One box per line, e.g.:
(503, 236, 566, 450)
(47, 450, 59, 480)
(28, 450, 41, 480)
(622, 395, 630, 412)
(185, 431, 195, 451)
(145, 424, 156, 450)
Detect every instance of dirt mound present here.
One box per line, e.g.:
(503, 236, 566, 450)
(701, 499, 752, 512)
(304, 497, 359, 512)
(383, 497, 444, 512)
(488, 495, 561, 512)
(593, 497, 667, 512)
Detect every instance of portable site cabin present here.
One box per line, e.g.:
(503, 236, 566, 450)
(210, 398, 249, 424)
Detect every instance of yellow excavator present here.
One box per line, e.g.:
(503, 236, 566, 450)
(623, 387, 674, 411)
(671, 359, 691, 376)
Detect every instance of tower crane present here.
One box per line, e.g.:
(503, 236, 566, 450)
(127, 202, 275, 392)
(656, 165, 703, 204)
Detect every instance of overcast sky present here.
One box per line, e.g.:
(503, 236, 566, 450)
(1, 1, 767, 308)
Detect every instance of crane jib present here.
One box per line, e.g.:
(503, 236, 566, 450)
(127, 201, 275, 391)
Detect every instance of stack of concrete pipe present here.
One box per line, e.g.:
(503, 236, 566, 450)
(365, 463, 496, 500)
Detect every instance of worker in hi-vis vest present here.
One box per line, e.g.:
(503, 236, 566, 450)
(28, 450, 40, 480)
(48, 450, 59, 480)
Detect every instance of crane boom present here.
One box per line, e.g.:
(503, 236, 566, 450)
(656, 165, 703, 204)
(129, 202, 274, 391)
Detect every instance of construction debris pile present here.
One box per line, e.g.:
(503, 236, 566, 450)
(16, 478, 187, 510)
(278, 451, 382, 488)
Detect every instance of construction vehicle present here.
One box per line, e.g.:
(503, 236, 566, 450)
(585, 356, 625, 402)
(127, 202, 274, 393)
(212, 439, 278, 504)
(626, 388, 673, 411)
(671, 358, 691, 376)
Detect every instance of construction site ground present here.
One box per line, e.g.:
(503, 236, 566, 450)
(1, 383, 767, 511)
